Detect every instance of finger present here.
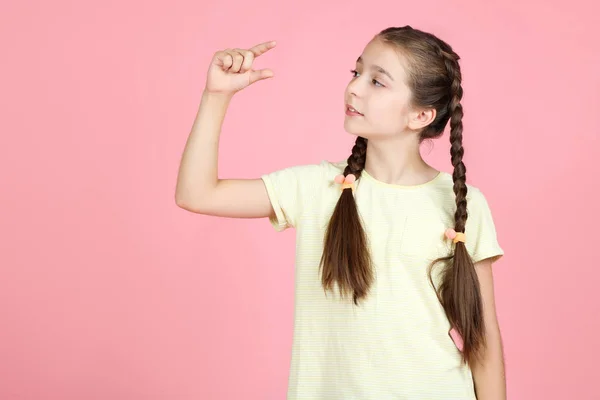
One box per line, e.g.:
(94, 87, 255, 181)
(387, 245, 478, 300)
(215, 51, 233, 70)
(236, 49, 254, 73)
(249, 40, 277, 57)
(249, 68, 274, 84)
(229, 51, 244, 72)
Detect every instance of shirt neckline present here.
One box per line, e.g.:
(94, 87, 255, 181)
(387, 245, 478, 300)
(360, 168, 445, 189)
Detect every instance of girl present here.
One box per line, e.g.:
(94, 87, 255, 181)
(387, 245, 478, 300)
(176, 26, 506, 400)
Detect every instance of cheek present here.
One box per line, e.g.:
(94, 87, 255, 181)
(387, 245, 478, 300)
(371, 100, 404, 126)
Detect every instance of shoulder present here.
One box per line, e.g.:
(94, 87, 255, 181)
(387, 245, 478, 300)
(466, 183, 495, 216)
(434, 173, 503, 259)
(259, 159, 341, 231)
(433, 172, 490, 203)
(427, 173, 498, 226)
(261, 159, 344, 194)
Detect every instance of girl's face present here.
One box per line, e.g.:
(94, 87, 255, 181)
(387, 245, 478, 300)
(343, 39, 417, 140)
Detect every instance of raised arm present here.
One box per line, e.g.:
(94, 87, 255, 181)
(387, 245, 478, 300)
(175, 41, 277, 218)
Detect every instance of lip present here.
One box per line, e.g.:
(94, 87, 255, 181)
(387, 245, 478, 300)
(345, 104, 363, 116)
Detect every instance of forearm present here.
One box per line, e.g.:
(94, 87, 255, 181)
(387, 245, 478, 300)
(471, 326, 506, 400)
(175, 90, 233, 207)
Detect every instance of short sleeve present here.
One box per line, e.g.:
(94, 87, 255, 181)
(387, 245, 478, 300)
(260, 161, 327, 232)
(465, 188, 505, 264)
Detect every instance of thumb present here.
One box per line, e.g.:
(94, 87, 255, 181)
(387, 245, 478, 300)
(248, 68, 274, 84)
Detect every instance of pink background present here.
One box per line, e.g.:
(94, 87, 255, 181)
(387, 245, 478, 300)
(1, 0, 598, 399)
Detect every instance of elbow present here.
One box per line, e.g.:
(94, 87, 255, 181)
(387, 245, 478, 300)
(174, 193, 204, 213)
(174, 193, 188, 209)
(175, 180, 218, 213)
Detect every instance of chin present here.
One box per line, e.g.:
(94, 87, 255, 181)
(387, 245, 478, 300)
(343, 124, 372, 140)
(344, 120, 366, 136)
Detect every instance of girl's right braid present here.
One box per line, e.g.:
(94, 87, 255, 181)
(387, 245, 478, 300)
(344, 136, 368, 179)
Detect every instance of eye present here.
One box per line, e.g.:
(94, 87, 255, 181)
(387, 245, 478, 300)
(350, 69, 384, 87)
(350, 69, 385, 87)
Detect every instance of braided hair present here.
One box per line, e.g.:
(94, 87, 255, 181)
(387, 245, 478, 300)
(320, 136, 372, 305)
(319, 26, 485, 366)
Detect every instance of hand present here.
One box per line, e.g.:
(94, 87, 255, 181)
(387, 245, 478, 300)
(204, 41, 277, 95)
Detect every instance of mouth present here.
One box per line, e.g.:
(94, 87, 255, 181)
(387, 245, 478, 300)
(345, 104, 363, 116)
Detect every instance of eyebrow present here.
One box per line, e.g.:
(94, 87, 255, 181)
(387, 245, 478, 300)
(356, 56, 395, 81)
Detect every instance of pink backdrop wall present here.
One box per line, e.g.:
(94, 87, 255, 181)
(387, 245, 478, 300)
(1, 0, 598, 399)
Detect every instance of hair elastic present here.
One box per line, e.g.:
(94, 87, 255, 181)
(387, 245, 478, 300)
(445, 228, 466, 244)
(334, 174, 356, 192)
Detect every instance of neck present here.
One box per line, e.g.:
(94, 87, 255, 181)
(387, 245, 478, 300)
(362, 134, 438, 186)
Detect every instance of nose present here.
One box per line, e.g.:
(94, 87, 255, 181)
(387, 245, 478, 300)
(346, 77, 361, 98)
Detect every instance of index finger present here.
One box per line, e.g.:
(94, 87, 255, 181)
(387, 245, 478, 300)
(249, 41, 277, 57)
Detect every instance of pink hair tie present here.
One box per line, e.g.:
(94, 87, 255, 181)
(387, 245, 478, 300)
(445, 228, 466, 244)
(334, 174, 356, 192)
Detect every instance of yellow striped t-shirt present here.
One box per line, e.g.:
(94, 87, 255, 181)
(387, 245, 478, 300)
(261, 159, 504, 400)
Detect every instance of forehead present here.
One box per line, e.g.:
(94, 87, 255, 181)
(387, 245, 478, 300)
(358, 39, 409, 81)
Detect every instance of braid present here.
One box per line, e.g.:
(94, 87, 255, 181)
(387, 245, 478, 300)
(320, 135, 372, 304)
(322, 28, 488, 364)
(440, 49, 468, 232)
(343, 136, 368, 179)
(435, 45, 486, 365)
(376, 25, 487, 366)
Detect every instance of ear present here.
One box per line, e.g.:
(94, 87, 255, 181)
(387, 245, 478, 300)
(407, 107, 436, 131)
